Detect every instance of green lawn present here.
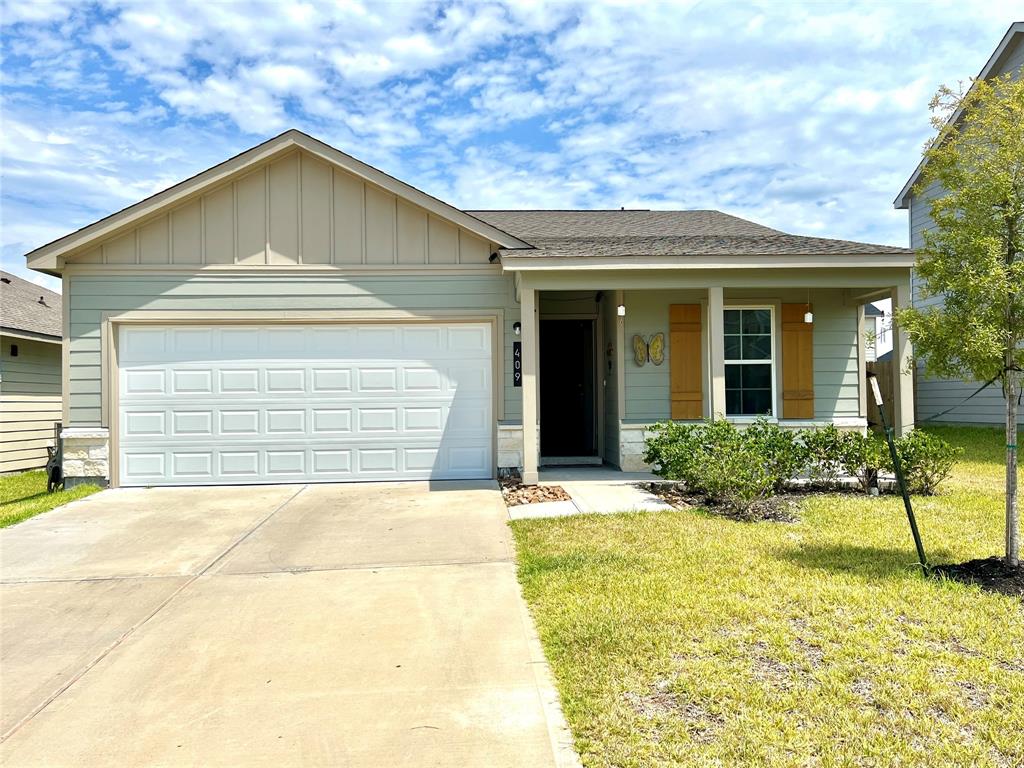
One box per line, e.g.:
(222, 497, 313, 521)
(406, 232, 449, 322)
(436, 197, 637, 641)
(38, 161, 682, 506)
(512, 426, 1024, 767)
(0, 469, 101, 528)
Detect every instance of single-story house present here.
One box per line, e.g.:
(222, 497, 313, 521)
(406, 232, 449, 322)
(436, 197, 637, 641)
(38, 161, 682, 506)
(895, 20, 1023, 424)
(25, 130, 915, 488)
(0, 271, 63, 473)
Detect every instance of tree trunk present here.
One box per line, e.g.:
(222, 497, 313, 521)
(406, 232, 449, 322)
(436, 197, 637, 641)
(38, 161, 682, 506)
(1007, 367, 1020, 567)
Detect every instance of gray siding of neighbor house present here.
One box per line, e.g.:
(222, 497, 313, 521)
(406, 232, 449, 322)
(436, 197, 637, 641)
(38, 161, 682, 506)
(1, 336, 62, 472)
(66, 273, 521, 427)
(908, 35, 1023, 425)
(621, 287, 861, 423)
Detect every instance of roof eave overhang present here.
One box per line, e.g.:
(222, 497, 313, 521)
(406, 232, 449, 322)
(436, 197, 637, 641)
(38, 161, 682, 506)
(499, 253, 916, 271)
(0, 327, 62, 344)
(894, 22, 1023, 210)
(25, 129, 530, 275)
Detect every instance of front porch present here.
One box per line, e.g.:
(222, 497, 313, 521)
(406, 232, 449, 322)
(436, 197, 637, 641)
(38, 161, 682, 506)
(514, 271, 914, 484)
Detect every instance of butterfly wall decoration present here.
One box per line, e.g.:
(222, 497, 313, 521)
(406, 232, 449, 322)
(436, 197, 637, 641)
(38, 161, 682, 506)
(632, 332, 665, 367)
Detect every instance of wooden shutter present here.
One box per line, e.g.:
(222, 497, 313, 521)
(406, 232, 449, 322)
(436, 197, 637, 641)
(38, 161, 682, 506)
(781, 304, 814, 418)
(670, 304, 703, 419)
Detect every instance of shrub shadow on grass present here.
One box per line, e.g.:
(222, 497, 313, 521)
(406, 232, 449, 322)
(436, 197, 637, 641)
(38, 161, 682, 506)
(776, 543, 952, 580)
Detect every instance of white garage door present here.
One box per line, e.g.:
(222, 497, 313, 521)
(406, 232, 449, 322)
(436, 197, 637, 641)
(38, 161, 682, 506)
(117, 323, 493, 486)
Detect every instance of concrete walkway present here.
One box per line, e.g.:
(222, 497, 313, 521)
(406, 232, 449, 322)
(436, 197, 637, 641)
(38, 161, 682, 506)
(1, 482, 579, 767)
(508, 467, 673, 519)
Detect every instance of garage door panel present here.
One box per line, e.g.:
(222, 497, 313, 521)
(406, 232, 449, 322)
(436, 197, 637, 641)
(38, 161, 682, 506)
(311, 408, 352, 433)
(266, 369, 305, 393)
(312, 449, 351, 474)
(172, 451, 213, 478)
(123, 452, 165, 480)
(220, 451, 260, 477)
(220, 327, 261, 355)
(124, 369, 165, 395)
(118, 323, 492, 485)
(311, 368, 352, 392)
(172, 411, 213, 436)
(220, 369, 260, 393)
(358, 368, 398, 392)
(124, 411, 165, 437)
(220, 410, 260, 434)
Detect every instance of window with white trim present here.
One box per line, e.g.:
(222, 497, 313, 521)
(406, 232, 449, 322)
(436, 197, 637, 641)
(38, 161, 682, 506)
(724, 307, 774, 416)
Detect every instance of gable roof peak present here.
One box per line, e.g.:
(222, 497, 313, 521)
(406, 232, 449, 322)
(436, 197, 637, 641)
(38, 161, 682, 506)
(25, 130, 529, 273)
(894, 20, 1024, 209)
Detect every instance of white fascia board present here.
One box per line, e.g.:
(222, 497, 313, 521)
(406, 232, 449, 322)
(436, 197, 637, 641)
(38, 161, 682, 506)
(499, 254, 917, 271)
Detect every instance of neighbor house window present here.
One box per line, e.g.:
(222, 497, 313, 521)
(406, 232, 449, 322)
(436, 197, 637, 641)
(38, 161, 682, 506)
(723, 307, 774, 416)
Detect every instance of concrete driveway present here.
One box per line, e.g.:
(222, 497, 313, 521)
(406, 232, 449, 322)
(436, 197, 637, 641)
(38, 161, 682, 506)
(0, 482, 577, 767)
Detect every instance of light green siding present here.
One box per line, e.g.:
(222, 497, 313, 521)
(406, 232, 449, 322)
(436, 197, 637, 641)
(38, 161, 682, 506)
(1, 335, 62, 471)
(66, 273, 521, 426)
(622, 288, 861, 422)
(622, 289, 705, 423)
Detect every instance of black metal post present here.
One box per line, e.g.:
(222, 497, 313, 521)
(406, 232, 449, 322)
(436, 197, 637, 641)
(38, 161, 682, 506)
(869, 373, 928, 573)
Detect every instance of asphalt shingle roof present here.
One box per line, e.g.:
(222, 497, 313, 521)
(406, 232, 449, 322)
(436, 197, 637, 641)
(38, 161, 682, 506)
(0, 271, 62, 339)
(467, 210, 912, 258)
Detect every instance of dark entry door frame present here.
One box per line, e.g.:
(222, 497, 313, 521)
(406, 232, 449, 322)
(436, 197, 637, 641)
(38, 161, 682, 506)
(539, 317, 601, 462)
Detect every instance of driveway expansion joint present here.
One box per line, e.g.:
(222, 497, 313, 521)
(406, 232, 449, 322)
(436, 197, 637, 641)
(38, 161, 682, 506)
(1, 484, 309, 743)
(221, 557, 516, 577)
(0, 573, 191, 586)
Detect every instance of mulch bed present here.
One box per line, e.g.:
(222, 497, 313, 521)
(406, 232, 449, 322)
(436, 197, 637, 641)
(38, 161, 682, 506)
(932, 557, 1024, 598)
(636, 481, 799, 523)
(499, 476, 572, 507)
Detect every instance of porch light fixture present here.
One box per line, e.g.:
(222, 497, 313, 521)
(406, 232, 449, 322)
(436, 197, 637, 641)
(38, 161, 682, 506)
(617, 304, 626, 317)
(804, 307, 814, 324)
(513, 322, 522, 336)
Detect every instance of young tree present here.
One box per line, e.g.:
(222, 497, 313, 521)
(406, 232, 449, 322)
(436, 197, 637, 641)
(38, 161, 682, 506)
(896, 74, 1024, 567)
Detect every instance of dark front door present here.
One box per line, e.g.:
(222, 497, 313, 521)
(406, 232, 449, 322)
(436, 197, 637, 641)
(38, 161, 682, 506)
(540, 319, 596, 457)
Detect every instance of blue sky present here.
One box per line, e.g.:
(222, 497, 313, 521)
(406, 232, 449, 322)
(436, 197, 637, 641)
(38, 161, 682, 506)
(1, 1, 1019, 291)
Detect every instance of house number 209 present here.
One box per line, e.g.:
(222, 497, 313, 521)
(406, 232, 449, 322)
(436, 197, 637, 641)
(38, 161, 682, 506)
(513, 341, 522, 387)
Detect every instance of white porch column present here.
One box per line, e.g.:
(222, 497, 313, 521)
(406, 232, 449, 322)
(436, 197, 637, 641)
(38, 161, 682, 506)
(892, 280, 915, 436)
(521, 283, 540, 484)
(708, 286, 726, 418)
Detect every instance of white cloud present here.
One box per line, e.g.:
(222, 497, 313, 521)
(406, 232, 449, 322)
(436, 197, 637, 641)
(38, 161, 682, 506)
(1, 0, 1021, 284)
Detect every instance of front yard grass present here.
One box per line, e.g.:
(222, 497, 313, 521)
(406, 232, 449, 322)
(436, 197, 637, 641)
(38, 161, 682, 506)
(512, 426, 1024, 767)
(0, 469, 100, 528)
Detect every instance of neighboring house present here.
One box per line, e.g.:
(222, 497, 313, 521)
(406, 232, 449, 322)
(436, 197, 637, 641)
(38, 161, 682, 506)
(25, 130, 915, 488)
(0, 271, 63, 473)
(864, 302, 892, 363)
(895, 21, 1024, 424)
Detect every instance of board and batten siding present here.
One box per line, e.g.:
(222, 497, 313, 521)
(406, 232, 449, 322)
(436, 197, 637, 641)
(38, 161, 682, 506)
(0, 336, 62, 472)
(66, 274, 522, 427)
(621, 288, 860, 422)
(906, 36, 1023, 425)
(72, 149, 497, 268)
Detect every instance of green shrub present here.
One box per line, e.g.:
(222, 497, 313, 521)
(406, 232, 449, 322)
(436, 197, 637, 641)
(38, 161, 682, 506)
(838, 431, 889, 494)
(644, 419, 778, 511)
(801, 424, 847, 488)
(891, 429, 962, 495)
(642, 420, 700, 480)
(744, 418, 810, 492)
